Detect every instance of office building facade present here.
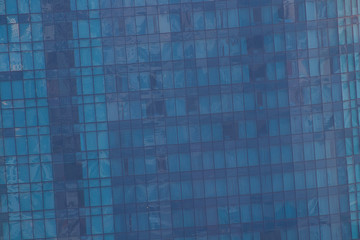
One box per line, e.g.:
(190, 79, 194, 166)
(0, 0, 359, 239)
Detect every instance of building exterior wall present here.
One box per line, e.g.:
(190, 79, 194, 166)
(0, 0, 359, 239)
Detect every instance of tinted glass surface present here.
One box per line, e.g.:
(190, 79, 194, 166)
(0, 0, 359, 239)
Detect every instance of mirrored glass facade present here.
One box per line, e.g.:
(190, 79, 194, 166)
(0, 0, 359, 239)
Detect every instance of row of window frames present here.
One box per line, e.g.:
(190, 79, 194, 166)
(0, 181, 349, 209)
(0, 88, 348, 112)
(65, 6, 340, 35)
(0, 106, 346, 134)
(0, 114, 342, 139)
(0, 8, 358, 35)
(2, 24, 351, 57)
(0, 50, 353, 83)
